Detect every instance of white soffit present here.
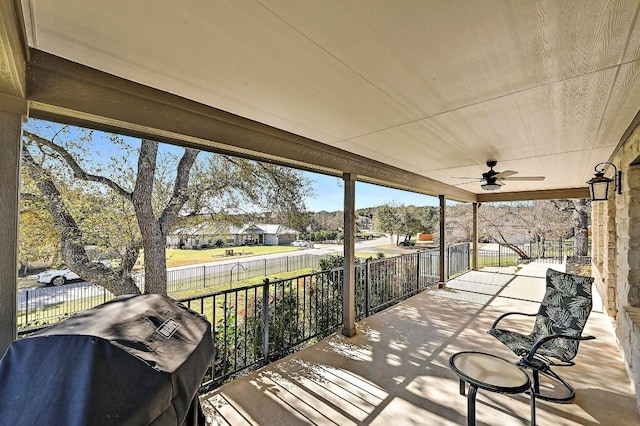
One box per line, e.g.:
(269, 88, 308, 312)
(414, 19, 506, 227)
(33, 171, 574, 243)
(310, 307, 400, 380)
(20, 0, 640, 194)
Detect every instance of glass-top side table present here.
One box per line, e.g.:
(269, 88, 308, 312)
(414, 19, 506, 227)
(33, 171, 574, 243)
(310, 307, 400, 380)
(449, 351, 535, 425)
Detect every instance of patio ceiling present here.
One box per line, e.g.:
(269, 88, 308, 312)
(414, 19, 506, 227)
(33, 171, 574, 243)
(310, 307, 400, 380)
(6, 1, 640, 201)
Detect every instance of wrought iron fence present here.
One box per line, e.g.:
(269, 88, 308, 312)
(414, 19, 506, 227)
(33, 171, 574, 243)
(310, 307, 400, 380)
(15, 245, 474, 331)
(15, 237, 597, 394)
(476, 238, 591, 268)
(17, 283, 114, 332)
(179, 248, 444, 389)
(17, 253, 329, 330)
(447, 243, 471, 277)
(179, 269, 345, 385)
(356, 250, 441, 319)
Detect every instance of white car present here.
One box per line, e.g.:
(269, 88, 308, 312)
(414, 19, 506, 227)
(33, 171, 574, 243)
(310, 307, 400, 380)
(291, 240, 309, 247)
(37, 268, 80, 286)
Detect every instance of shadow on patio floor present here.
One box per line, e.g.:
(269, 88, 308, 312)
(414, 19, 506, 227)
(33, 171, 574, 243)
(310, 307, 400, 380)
(200, 267, 639, 425)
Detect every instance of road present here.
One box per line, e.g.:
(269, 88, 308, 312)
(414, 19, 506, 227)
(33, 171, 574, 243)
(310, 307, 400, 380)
(17, 280, 108, 311)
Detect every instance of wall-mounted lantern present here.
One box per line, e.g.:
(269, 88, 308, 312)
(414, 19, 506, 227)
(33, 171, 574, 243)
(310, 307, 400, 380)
(587, 162, 622, 201)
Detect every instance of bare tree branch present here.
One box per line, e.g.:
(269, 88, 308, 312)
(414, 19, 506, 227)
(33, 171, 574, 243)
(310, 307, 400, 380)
(159, 147, 199, 232)
(23, 130, 133, 201)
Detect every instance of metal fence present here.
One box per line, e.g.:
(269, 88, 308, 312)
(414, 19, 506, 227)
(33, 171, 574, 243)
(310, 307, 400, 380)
(476, 238, 591, 268)
(18, 283, 113, 331)
(17, 253, 329, 330)
(13, 243, 492, 331)
(179, 248, 444, 389)
(447, 243, 471, 277)
(162, 253, 329, 294)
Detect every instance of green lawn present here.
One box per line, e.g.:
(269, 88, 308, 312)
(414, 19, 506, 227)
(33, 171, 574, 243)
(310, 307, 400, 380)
(170, 268, 316, 299)
(164, 245, 300, 268)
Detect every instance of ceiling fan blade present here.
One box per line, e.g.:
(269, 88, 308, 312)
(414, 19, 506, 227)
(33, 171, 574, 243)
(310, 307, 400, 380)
(500, 176, 545, 181)
(494, 170, 517, 178)
(452, 176, 483, 180)
(453, 180, 482, 186)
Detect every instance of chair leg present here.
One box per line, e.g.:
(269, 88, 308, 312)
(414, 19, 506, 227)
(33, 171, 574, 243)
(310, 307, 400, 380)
(530, 368, 575, 403)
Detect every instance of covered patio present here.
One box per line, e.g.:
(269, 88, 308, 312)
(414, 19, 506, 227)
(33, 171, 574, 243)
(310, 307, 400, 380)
(2, 1, 640, 421)
(201, 264, 638, 425)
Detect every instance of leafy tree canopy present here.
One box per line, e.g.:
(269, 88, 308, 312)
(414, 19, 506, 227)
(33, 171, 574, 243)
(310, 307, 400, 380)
(20, 119, 312, 295)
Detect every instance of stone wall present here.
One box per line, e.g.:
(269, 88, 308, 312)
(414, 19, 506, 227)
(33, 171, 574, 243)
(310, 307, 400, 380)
(601, 124, 640, 411)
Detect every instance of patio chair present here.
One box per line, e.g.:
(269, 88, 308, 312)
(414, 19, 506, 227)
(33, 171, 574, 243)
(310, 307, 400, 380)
(487, 268, 595, 402)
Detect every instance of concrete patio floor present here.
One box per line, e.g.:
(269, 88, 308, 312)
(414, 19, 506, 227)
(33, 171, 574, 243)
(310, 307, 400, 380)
(199, 264, 639, 425)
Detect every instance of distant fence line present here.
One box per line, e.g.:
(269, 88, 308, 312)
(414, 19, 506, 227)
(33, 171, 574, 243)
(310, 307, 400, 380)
(160, 253, 331, 294)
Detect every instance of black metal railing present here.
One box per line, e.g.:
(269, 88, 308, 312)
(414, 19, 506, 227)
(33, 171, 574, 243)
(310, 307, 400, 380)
(475, 238, 591, 268)
(17, 239, 596, 386)
(15, 244, 471, 331)
(180, 248, 446, 389)
(448, 243, 471, 277)
(179, 269, 345, 387)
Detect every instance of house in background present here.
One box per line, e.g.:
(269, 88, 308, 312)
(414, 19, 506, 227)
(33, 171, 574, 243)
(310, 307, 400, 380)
(167, 223, 299, 248)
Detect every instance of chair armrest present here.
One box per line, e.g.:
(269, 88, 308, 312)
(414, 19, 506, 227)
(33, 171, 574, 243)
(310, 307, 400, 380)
(526, 334, 596, 363)
(490, 312, 537, 329)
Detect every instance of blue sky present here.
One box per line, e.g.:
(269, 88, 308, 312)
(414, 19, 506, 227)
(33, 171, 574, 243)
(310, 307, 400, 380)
(305, 172, 439, 212)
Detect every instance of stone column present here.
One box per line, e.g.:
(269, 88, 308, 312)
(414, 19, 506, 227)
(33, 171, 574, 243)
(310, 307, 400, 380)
(594, 202, 604, 274)
(603, 195, 618, 316)
(625, 177, 640, 308)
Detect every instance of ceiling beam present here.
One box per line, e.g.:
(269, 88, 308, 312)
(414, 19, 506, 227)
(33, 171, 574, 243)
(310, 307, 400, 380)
(477, 187, 589, 202)
(26, 49, 477, 203)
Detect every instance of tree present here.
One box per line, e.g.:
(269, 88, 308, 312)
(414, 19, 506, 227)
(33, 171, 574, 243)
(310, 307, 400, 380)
(18, 183, 61, 274)
(552, 199, 590, 256)
(446, 204, 473, 243)
(373, 203, 402, 243)
(373, 203, 438, 244)
(21, 120, 311, 295)
(473, 201, 574, 258)
(478, 203, 532, 258)
(397, 206, 424, 242)
(307, 211, 343, 232)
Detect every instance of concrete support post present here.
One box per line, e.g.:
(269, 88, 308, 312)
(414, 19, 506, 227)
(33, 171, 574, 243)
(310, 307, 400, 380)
(0, 111, 21, 354)
(472, 202, 479, 271)
(342, 172, 357, 337)
(439, 195, 446, 287)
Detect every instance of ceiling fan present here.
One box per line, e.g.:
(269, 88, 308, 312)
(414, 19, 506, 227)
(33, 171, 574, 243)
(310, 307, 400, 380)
(454, 160, 545, 191)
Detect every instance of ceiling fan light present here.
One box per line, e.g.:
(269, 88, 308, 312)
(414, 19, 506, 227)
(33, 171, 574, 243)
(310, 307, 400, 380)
(481, 182, 502, 191)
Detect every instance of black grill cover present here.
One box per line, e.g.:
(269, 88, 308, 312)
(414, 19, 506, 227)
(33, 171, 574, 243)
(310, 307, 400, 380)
(0, 294, 214, 425)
